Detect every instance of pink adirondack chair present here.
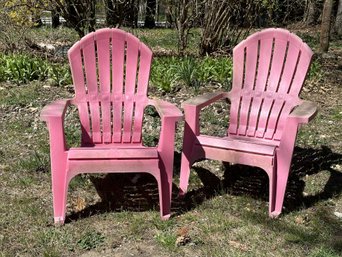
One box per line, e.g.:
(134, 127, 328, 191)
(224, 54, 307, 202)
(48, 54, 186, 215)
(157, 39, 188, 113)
(179, 28, 318, 217)
(40, 28, 182, 224)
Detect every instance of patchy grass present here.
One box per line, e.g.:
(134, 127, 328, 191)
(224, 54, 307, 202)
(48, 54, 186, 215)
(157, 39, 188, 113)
(77, 231, 105, 250)
(131, 28, 201, 55)
(0, 27, 341, 257)
(27, 26, 79, 45)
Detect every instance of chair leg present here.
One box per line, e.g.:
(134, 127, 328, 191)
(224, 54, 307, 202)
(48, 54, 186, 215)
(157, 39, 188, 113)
(152, 166, 171, 220)
(179, 152, 192, 196)
(179, 121, 198, 196)
(266, 165, 277, 217)
(271, 151, 292, 217)
(51, 162, 69, 225)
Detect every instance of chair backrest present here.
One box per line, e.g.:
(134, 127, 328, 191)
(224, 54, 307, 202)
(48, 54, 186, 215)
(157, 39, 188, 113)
(68, 28, 153, 145)
(228, 28, 313, 142)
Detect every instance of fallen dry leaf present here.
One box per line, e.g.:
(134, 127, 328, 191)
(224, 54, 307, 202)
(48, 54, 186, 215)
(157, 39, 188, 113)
(177, 226, 189, 237)
(73, 196, 86, 212)
(228, 240, 248, 252)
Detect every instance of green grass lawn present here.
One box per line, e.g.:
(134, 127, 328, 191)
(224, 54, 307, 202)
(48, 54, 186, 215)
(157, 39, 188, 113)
(0, 26, 341, 257)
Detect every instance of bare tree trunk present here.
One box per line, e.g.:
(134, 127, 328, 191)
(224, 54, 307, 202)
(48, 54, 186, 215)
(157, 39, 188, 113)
(105, 0, 125, 27)
(165, 4, 173, 28)
(51, 9, 60, 28)
(199, 0, 258, 56)
(177, 0, 189, 55)
(52, 0, 96, 37)
(335, 0, 342, 35)
(126, 0, 139, 27)
(320, 0, 334, 52)
(88, 1, 96, 33)
(145, 0, 156, 28)
(156, 0, 159, 23)
(200, 0, 230, 56)
(303, 0, 316, 25)
(105, 0, 115, 27)
(133, 0, 139, 28)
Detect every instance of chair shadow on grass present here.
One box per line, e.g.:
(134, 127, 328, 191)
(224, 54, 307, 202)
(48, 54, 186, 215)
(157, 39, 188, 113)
(179, 145, 342, 215)
(66, 145, 342, 223)
(66, 151, 183, 223)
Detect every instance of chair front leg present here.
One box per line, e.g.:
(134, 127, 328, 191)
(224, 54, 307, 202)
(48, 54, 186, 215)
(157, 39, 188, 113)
(179, 105, 200, 195)
(158, 118, 178, 219)
(51, 157, 68, 224)
(272, 119, 299, 217)
(46, 117, 69, 224)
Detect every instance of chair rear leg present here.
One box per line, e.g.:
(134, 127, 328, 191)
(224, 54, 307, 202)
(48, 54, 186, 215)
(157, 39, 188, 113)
(266, 165, 277, 218)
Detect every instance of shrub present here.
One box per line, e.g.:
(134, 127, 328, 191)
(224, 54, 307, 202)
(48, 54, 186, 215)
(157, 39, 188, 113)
(173, 57, 200, 89)
(198, 57, 233, 90)
(0, 53, 233, 91)
(150, 57, 178, 92)
(150, 56, 233, 92)
(0, 54, 50, 84)
(308, 59, 323, 80)
(48, 64, 72, 87)
(0, 54, 71, 86)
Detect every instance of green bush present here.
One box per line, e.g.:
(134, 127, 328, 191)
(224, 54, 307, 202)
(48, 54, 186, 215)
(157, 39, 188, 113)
(48, 64, 72, 86)
(308, 59, 323, 80)
(174, 57, 200, 89)
(199, 57, 233, 89)
(0, 53, 234, 91)
(0, 54, 71, 86)
(150, 57, 178, 91)
(150, 56, 233, 92)
(0, 65, 5, 82)
(0, 54, 50, 84)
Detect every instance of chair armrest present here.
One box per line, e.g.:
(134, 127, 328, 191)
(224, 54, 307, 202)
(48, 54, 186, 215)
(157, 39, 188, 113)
(181, 92, 227, 110)
(278, 101, 318, 154)
(40, 99, 71, 122)
(40, 99, 71, 153)
(288, 100, 318, 124)
(181, 92, 228, 137)
(148, 99, 182, 156)
(148, 99, 183, 121)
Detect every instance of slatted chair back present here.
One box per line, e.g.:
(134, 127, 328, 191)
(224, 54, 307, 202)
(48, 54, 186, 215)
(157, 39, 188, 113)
(68, 28, 152, 145)
(228, 28, 313, 142)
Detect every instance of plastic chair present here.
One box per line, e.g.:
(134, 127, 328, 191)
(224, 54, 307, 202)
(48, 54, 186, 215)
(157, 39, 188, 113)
(41, 28, 182, 224)
(179, 28, 317, 217)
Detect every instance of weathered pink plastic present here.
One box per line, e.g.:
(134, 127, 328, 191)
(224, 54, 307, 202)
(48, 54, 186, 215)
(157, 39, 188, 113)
(179, 28, 318, 217)
(41, 28, 182, 224)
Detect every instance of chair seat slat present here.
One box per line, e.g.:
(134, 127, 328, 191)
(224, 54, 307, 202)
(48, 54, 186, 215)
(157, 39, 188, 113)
(68, 147, 158, 159)
(197, 135, 276, 156)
